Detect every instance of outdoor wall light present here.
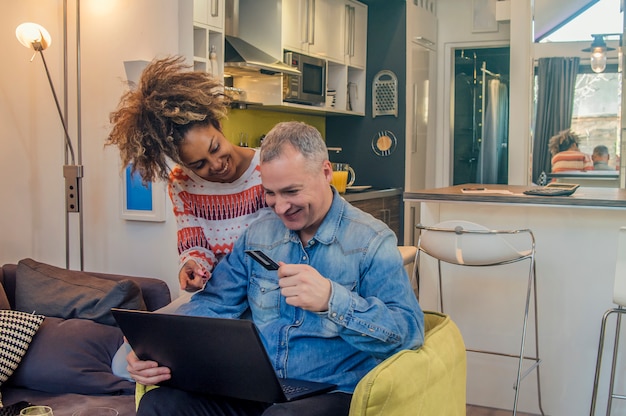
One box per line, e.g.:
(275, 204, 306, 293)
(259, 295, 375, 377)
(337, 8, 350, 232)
(582, 34, 617, 73)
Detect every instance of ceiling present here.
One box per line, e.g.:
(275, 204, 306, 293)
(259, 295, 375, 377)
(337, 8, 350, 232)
(534, 0, 598, 41)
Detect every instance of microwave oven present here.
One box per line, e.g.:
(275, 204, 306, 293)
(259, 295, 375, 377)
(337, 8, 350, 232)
(283, 52, 326, 106)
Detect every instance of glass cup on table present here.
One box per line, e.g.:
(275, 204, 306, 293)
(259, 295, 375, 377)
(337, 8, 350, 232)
(20, 406, 53, 416)
(331, 162, 356, 194)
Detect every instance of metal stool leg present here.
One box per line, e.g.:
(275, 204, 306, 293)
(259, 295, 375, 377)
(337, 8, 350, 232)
(532, 267, 545, 416)
(591, 309, 613, 415)
(513, 262, 544, 416)
(590, 307, 626, 416)
(606, 309, 623, 416)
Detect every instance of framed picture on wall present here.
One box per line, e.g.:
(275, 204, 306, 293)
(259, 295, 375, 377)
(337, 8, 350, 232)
(121, 165, 166, 222)
(472, 0, 498, 33)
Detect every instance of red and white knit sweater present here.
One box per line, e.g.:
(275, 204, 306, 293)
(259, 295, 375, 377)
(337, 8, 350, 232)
(551, 150, 593, 173)
(168, 150, 267, 279)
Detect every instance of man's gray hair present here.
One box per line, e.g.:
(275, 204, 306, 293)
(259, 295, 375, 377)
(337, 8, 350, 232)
(260, 122, 328, 171)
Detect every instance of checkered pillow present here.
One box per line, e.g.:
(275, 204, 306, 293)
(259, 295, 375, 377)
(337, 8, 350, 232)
(0, 310, 44, 407)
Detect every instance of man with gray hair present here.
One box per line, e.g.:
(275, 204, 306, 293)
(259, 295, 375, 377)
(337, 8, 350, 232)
(129, 121, 424, 416)
(592, 144, 612, 170)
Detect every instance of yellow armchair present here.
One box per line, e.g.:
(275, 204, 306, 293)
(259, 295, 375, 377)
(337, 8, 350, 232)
(349, 311, 466, 416)
(136, 312, 466, 415)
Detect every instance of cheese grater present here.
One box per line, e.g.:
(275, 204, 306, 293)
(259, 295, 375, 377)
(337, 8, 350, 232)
(372, 70, 398, 118)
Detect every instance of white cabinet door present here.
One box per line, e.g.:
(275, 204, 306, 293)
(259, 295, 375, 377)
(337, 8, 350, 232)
(207, 0, 224, 29)
(283, 0, 346, 63)
(344, 0, 367, 68)
(194, 0, 209, 24)
(283, 0, 310, 54)
(194, 0, 224, 30)
(308, 0, 345, 63)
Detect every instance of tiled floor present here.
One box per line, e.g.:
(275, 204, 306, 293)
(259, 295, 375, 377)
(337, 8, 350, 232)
(466, 405, 539, 416)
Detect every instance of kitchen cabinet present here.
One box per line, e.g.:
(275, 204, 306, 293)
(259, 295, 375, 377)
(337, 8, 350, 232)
(282, 0, 366, 68)
(282, 0, 367, 69)
(343, 0, 367, 69)
(193, 0, 224, 78)
(283, 0, 345, 63)
(349, 194, 402, 239)
(281, 0, 307, 54)
(194, 0, 224, 30)
(410, 0, 437, 50)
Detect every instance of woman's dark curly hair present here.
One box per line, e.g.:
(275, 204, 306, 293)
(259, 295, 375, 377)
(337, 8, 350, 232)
(107, 56, 229, 183)
(548, 129, 581, 156)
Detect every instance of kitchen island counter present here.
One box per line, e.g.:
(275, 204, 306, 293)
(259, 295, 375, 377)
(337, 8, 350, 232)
(404, 183, 626, 415)
(404, 183, 626, 209)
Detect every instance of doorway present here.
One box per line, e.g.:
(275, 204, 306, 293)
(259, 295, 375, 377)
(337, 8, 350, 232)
(452, 46, 510, 185)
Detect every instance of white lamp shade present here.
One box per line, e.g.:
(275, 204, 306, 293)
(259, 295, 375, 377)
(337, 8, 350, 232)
(15, 22, 52, 51)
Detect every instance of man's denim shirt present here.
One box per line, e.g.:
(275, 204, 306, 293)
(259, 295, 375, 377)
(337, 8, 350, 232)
(178, 189, 424, 393)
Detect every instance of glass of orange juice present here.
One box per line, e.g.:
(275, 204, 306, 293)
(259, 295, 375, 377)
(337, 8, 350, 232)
(331, 163, 355, 193)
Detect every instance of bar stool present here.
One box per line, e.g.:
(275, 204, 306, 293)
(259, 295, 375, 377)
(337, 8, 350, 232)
(590, 226, 626, 415)
(415, 220, 544, 416)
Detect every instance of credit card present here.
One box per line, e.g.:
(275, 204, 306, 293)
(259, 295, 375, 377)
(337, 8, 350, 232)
(245, 250, 280, 270)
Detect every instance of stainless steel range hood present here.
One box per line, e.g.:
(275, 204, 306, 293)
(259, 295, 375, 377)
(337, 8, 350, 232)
(224, 35, 300, 76)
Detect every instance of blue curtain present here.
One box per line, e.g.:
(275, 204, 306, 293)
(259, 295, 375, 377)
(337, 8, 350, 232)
(532, 57, 580, 183)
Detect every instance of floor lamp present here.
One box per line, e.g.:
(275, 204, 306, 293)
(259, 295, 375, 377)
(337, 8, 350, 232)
(15, 21, 84, 270)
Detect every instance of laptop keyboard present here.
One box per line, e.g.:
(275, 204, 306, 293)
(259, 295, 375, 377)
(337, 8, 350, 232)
(280, 382, 310, 395)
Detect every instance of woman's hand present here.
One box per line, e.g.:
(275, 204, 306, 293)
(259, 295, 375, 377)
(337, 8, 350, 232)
(179, 260, 209, 292)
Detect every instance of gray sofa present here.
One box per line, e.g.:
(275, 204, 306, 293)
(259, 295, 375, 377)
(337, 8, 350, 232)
(0, 259, 171, 416)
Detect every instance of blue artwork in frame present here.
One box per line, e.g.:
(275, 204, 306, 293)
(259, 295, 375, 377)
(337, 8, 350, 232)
(121, 164, 166, 222)
(125, 166, 153, 211)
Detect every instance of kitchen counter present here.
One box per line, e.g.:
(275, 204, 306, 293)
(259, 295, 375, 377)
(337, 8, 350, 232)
(404, 183, 626, 209)
(342, 187, 403, 202)
(404, 183, 626, 415)
(342, 188, 403, 238)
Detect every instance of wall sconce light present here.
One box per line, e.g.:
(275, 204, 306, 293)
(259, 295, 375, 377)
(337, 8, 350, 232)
(15, 22, 84, 270)
(582, 34, 617, 73)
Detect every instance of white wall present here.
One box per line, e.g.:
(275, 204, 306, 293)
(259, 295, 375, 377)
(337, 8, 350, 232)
(1, 0, 188, 296)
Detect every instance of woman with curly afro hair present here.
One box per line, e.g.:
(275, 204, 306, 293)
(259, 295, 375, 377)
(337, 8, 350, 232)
(107, 56, 267, 293)
(548, 129, 593, 173)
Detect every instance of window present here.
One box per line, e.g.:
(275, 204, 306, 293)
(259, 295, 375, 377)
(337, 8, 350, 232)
(571, 67, 621, 169)
(540, 0, 622, 43)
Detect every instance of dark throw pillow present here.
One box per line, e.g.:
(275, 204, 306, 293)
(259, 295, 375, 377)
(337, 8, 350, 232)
(0, 310, 44, 406)
(9, 316, 135, 395)
(15, 258, 146, 326)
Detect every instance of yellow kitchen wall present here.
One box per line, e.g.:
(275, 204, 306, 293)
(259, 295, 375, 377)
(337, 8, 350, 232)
(221, 108, 326, 148)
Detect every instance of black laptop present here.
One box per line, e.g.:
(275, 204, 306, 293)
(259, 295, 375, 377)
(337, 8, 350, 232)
(111, 308, 337, 403)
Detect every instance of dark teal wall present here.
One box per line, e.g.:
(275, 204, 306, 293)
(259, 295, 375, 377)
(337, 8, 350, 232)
(326, 1, 407, 191)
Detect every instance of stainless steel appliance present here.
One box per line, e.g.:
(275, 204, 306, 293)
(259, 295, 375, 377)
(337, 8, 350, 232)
(283, 52, 326, 106)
